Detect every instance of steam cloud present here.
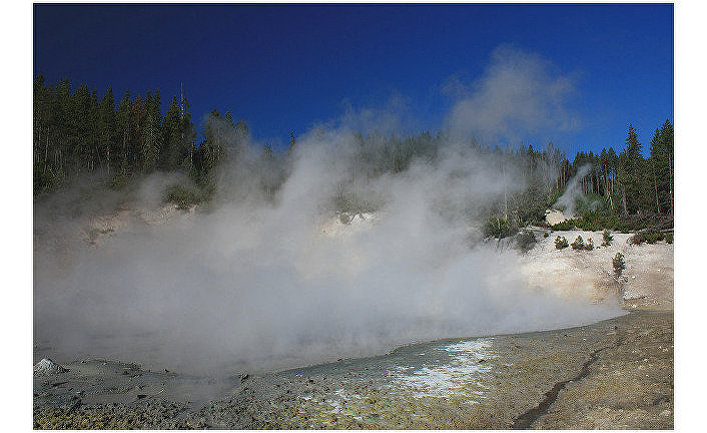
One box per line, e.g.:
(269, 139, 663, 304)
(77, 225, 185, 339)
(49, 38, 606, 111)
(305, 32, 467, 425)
(445, 45, 579, 143)
(554, 164, 592, 218)
(34, 47, 620, 375)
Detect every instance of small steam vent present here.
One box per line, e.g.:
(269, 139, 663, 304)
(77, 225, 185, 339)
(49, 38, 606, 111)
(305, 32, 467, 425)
(33, 358, 68, 376)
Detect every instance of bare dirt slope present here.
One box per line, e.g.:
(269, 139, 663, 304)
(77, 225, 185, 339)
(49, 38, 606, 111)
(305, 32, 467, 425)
(518, 229, 673, 310)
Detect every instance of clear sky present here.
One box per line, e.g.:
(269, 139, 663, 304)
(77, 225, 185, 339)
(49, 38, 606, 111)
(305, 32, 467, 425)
(33, 3, 673, 158)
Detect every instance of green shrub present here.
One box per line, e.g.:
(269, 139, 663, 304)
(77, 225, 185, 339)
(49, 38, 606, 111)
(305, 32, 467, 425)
(585, 238, 594, 251)
(516, 230, 537, 253)
(551, 219, 577, 231)
(34, 166, 60, 196)
(108, 174, 128, 190)
(516, 190, 554, 226)
(613, 252, 626, 278)
(566, 213, 673, 234)
(629, 229, 663, 246)
(555, 235, 569, 250)
(601, 229, 613, 247)
(575, 194, 609, 217)
(545, 213, 674, 245)
(577, 211, 619, 232)
(543, 232, 549, 238)
(574, 218, 601, 232)
(665, 232, 673, 244)
(646, 232, 660, 244)
(571, 235, 585, 250)
(164, 183, 204, 210)
(628, 232, 644, 245)
(484, 217, 517, 239)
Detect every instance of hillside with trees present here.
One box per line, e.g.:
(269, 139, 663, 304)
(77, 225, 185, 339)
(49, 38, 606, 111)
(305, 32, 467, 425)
(33, 76, 674, 233)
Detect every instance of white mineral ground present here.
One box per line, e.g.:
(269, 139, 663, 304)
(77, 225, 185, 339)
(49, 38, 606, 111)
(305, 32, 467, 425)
(53, 203, 673, 310)
(517, 227, 673, 310)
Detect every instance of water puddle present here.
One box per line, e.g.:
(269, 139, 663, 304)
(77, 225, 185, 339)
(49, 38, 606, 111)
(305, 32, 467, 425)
(387, 338, 495, 400)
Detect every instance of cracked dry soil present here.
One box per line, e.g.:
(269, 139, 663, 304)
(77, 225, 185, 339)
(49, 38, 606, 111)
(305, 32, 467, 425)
(34, 310, 673, 429)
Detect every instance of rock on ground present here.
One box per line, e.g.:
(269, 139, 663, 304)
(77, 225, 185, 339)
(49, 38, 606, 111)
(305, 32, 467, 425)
(34, 311, 673, 429)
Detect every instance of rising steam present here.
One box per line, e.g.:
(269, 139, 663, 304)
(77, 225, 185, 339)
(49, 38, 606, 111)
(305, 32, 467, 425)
(34, 47, 621, 375)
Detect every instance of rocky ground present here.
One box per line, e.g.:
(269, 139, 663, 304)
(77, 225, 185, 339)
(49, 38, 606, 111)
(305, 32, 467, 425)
(33, 204, 674, 429)
(33, 309, 672, 429)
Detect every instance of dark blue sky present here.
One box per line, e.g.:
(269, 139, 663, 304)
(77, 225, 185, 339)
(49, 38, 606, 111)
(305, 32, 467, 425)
(34, 3, 673, 157)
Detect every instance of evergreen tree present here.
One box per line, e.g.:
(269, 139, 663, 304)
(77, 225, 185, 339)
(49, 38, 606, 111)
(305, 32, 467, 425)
(160, 96, 182, 170)
(288, 131, 296, 154)
(619, 124, 650, 214)
(141, 90, 162, 173)
(32, 74, 673, 224)
(197, 109, 227, 182)
(97, 85, 116, 175)
(599, 148, 615, 210)
(649, 127, 663, 214)
(88, 88, 100, 172)
(115, 90, 133, 177)
(33, 75, 55, 194)
(179, 96, 197, 172)
(131, 94, 146, 173)
(235, 119, 249, 150)
(646, 120, 674, 215)
(51, 78, 72, 177)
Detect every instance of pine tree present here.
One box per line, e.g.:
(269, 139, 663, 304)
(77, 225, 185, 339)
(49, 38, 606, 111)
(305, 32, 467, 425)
(179, 96, 197, 172)
(115, 90, 133, 177)
(33, 75, 55, 194)
(160, 96, 182, 170)
(131, 94, 147, 173)
(198, 109, 226, 181)
(97, 85, 116, 175)
(51, 78, 72, 177)
(222, 110, 238, 161)
(70, 83, 92, 175)
(619, 124, 650, 214)
(88, 88, 100, 172)
(599, 148, 615, 211)
(141, 90, 162, 173)
(288, 131, 296, 154)
(659, 120, 674, 215)
(235, 119, 249, 150)
(649, 127, 663, 214)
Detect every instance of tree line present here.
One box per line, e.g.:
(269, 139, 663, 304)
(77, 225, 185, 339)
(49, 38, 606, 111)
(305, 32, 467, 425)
(564, 121, 674, 216)
(33, 75, 248, 195)
(33, 76, 673, 221)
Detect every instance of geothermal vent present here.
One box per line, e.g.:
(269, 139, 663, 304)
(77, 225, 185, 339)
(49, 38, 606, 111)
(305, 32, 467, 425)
(34, 358, 68, 376)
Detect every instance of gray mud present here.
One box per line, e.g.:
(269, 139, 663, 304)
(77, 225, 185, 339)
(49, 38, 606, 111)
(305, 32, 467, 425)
(34, 310, 673, 429)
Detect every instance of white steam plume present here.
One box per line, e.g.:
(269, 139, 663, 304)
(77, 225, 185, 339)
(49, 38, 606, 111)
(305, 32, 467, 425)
(554, 164, 592, 218)
(445, 45, 579, 144)
(34, 47, 619, 375)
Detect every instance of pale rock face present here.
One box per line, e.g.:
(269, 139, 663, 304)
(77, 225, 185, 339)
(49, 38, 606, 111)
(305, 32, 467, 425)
(34, 358, 68, 376)
(82, 203, 190, 246)
(545, 209, 567, 226)
(517, 229, 673, 309)
(320, 212, 378, 237)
